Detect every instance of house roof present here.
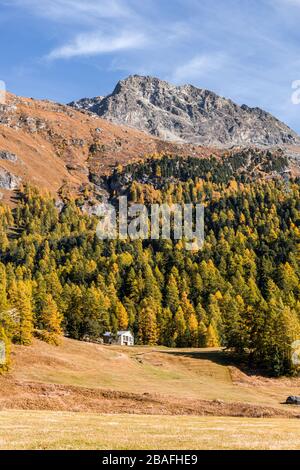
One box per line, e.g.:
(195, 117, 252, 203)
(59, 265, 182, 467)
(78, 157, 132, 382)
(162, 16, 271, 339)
(103, 330, 133, 337)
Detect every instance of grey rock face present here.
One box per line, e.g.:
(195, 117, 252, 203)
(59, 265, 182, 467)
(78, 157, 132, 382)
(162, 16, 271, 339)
(0, 151, 18, 162)
(0, 168, 21, 190)
(69, 75, 300, 147)
(69, 96, 104, 112)
(286, 396, 300, 405)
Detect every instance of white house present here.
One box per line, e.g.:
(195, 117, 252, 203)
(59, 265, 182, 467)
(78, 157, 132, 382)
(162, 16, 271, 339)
(103, 330, 134, 346)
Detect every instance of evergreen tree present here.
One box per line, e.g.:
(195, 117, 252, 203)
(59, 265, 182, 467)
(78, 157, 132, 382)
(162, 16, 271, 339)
(115, 300, 129, 330)
(10, 280, 33, 346)
(138, 298, 158, 345)
(206, 323, 220, 348)
(165, 274, 180, 314)
(39, 294, 62, 345)
(0, 326, 10, 372)
(198, 320, 208, 347)
(187, 313, 199, 347)
(173, 307, 187, 347)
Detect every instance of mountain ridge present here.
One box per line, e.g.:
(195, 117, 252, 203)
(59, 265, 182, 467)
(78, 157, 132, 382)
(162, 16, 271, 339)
(69, 75, 300, 147)
(0, 91, 221, 203)
(0, 87, 299, 205)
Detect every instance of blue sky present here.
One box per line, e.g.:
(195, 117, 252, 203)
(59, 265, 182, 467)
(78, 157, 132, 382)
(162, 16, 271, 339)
(1, 0, 300, 131)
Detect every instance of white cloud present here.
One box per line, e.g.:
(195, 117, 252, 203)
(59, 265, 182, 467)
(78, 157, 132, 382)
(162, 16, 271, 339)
(277, 0, 300, 4)
(271, 0, 300, 10)
(4, 0, 148, 60)
(169, 54, 226, 85)
(2, 0, 131, 22)
(47, 30, 147, 59)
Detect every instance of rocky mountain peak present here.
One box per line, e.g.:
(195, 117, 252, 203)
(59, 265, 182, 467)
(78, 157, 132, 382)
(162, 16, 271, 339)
(68, 95, 104, 112)
(69, 75, 300, 147)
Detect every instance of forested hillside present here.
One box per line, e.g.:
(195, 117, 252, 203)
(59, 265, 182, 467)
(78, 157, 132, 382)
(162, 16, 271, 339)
(0, 154, 299, 376)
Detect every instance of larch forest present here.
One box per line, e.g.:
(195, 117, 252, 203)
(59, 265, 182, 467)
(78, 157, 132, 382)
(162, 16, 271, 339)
(0, 153, 299, 376)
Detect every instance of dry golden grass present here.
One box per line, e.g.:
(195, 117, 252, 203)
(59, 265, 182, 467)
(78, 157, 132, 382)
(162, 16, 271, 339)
(2, 339, 300, 449)
(0, 411, 299, 450)
(6, 338, 300, 412)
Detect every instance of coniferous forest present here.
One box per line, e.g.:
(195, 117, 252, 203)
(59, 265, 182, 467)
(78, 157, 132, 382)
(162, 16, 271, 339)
(0, 154, 299, 376)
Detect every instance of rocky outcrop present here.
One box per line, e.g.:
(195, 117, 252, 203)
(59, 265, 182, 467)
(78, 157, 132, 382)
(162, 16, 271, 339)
(0, 151, 18, 162)
(0, 168, 21, 190)
(69, 96, 104, 112)
(70, 75, 300, 147)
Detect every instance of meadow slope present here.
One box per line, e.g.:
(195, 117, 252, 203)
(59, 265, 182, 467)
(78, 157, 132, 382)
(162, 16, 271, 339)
(1, 338, 300, 417)
(1, 338, 300, 450)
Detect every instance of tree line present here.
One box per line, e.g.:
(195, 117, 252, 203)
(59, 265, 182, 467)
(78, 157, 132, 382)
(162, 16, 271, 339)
(0, 154, 299, 376)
